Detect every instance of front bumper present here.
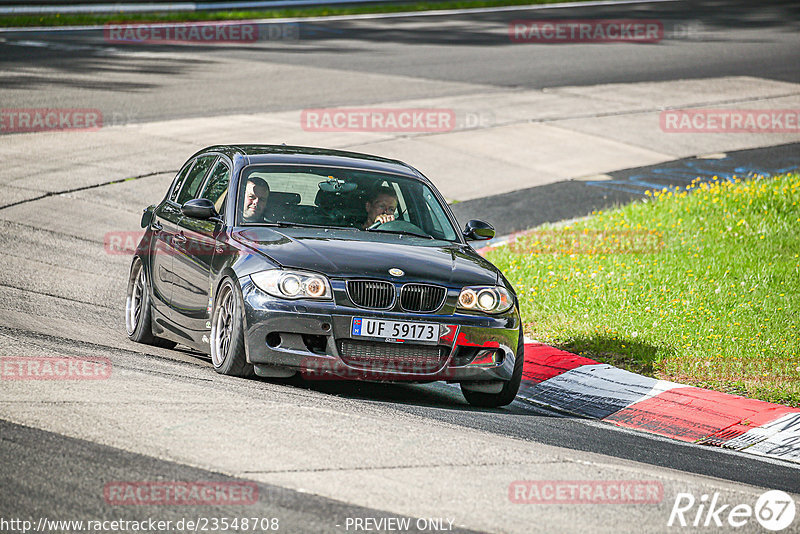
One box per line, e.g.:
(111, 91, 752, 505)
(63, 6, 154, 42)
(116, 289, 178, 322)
(239, 277, 520, 383)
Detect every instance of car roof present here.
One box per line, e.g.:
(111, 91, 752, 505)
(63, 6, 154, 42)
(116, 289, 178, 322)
(190, 144, 427, 181)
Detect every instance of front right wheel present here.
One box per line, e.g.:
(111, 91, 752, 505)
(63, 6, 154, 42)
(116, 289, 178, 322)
(460, 328, 525, 408)
(210, 278, 255, 378)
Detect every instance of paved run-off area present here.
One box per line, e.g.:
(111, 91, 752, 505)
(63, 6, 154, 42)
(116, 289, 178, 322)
(2, 75, 799, 208)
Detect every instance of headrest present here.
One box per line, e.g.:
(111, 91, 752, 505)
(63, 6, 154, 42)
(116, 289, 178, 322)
(315, 189, 352, 208)
(268, 192, 301, 206)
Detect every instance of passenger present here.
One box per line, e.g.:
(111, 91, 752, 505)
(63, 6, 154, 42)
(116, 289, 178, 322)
(241, 177, 270, 223)
(362, 186, 398, 229)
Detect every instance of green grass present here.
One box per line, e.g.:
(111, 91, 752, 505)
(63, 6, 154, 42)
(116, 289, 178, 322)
(0, 0, 584, 28)
(487, 173, 800, 407)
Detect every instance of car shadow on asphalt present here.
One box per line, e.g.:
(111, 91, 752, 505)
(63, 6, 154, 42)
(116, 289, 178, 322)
(280, 375, 473, 407)
(267, 374, 565, 416)
(167, 345, 504, 411)
(168, 344, 635, 415)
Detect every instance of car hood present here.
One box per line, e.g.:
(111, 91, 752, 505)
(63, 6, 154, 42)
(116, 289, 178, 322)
(231, 227, 499, 287)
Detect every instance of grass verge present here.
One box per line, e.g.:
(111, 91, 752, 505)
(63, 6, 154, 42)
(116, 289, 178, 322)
(1, 0, 585, 28)
(486, 173, 800, 407)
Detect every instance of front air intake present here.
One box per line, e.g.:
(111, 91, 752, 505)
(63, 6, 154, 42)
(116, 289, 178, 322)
(338, 339, 447, 374)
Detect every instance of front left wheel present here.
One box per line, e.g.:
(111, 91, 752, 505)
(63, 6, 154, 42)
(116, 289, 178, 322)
(210, 278, 255, 378)
(460, 328, 525, 408)
(125, 257, 177, 349)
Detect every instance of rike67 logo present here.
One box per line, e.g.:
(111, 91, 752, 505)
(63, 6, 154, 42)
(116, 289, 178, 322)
(668, 490, 796, 531)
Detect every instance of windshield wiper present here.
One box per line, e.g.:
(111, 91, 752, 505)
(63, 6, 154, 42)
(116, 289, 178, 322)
(364, 227, 434, 239)
(271, 220, 357, 230)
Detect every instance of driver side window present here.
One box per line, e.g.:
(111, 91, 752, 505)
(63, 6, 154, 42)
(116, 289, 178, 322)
(169, 162, 193, 202)
(200, 160, 231, 217)
(176, 155, 216, 205)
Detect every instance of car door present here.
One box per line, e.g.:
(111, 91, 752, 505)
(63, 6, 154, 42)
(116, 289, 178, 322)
(149, 161, 194, 319)
(162, 154, 217, 322)
(171, 155, 228, 334)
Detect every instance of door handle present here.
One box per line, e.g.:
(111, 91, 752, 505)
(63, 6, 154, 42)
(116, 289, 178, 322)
(173, 233, 187, 245)
(151, 221, 163, 233)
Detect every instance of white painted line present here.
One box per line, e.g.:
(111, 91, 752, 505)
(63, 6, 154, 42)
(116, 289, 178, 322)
(573, 173, 614, 181)
(0, 0, 392, 15)
(9, 39, 49, 47)
(0, 0, 681, 33)
(6, 39, 97, 51)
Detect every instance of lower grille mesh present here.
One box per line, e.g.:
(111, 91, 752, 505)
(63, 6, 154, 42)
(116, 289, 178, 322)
(338, 339, 447, 374)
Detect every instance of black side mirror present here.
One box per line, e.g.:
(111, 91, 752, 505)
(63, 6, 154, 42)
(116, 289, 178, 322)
(463, 219, 495, 241)
(181, 198, 220, 221)
(141, 205, 155, 229)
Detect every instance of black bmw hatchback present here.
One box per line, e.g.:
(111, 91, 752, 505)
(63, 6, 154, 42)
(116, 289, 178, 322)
(126, 145, 523, 407)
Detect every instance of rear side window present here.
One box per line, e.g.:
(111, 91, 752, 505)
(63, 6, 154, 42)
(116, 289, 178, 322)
(176, 155, 216, 205)
(200, 160, 231, 215)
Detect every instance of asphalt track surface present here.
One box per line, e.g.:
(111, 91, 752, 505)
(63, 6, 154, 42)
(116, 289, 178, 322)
(1, 1, 800, 533)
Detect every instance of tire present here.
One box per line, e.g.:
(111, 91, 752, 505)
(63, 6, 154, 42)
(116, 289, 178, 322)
(125, 257, 177, 349)
(210, 278, 255, 378)
(461, 328, 525, 408)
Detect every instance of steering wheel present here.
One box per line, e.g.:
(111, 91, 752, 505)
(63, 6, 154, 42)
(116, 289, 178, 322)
(368, 219, 427, 235)
(367, 207, 408, 230)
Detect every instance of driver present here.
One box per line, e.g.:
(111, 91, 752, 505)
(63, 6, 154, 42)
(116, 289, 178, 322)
(362, 186, 398, 229)
(241, 176, 270, 223)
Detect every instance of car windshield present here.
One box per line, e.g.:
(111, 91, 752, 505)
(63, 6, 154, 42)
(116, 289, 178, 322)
(237, 165, 459, 241)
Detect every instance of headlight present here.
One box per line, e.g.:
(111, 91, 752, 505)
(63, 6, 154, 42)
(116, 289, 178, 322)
(457, 286, 513, 314)
(251, 270, 332, 300)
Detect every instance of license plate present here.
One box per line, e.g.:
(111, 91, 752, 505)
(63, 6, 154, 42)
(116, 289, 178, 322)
(351, 317, 438, 343)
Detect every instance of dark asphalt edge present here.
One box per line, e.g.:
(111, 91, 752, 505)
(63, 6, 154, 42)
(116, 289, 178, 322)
(450, 141, 800, 236)
(0, 418, 484, 533)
